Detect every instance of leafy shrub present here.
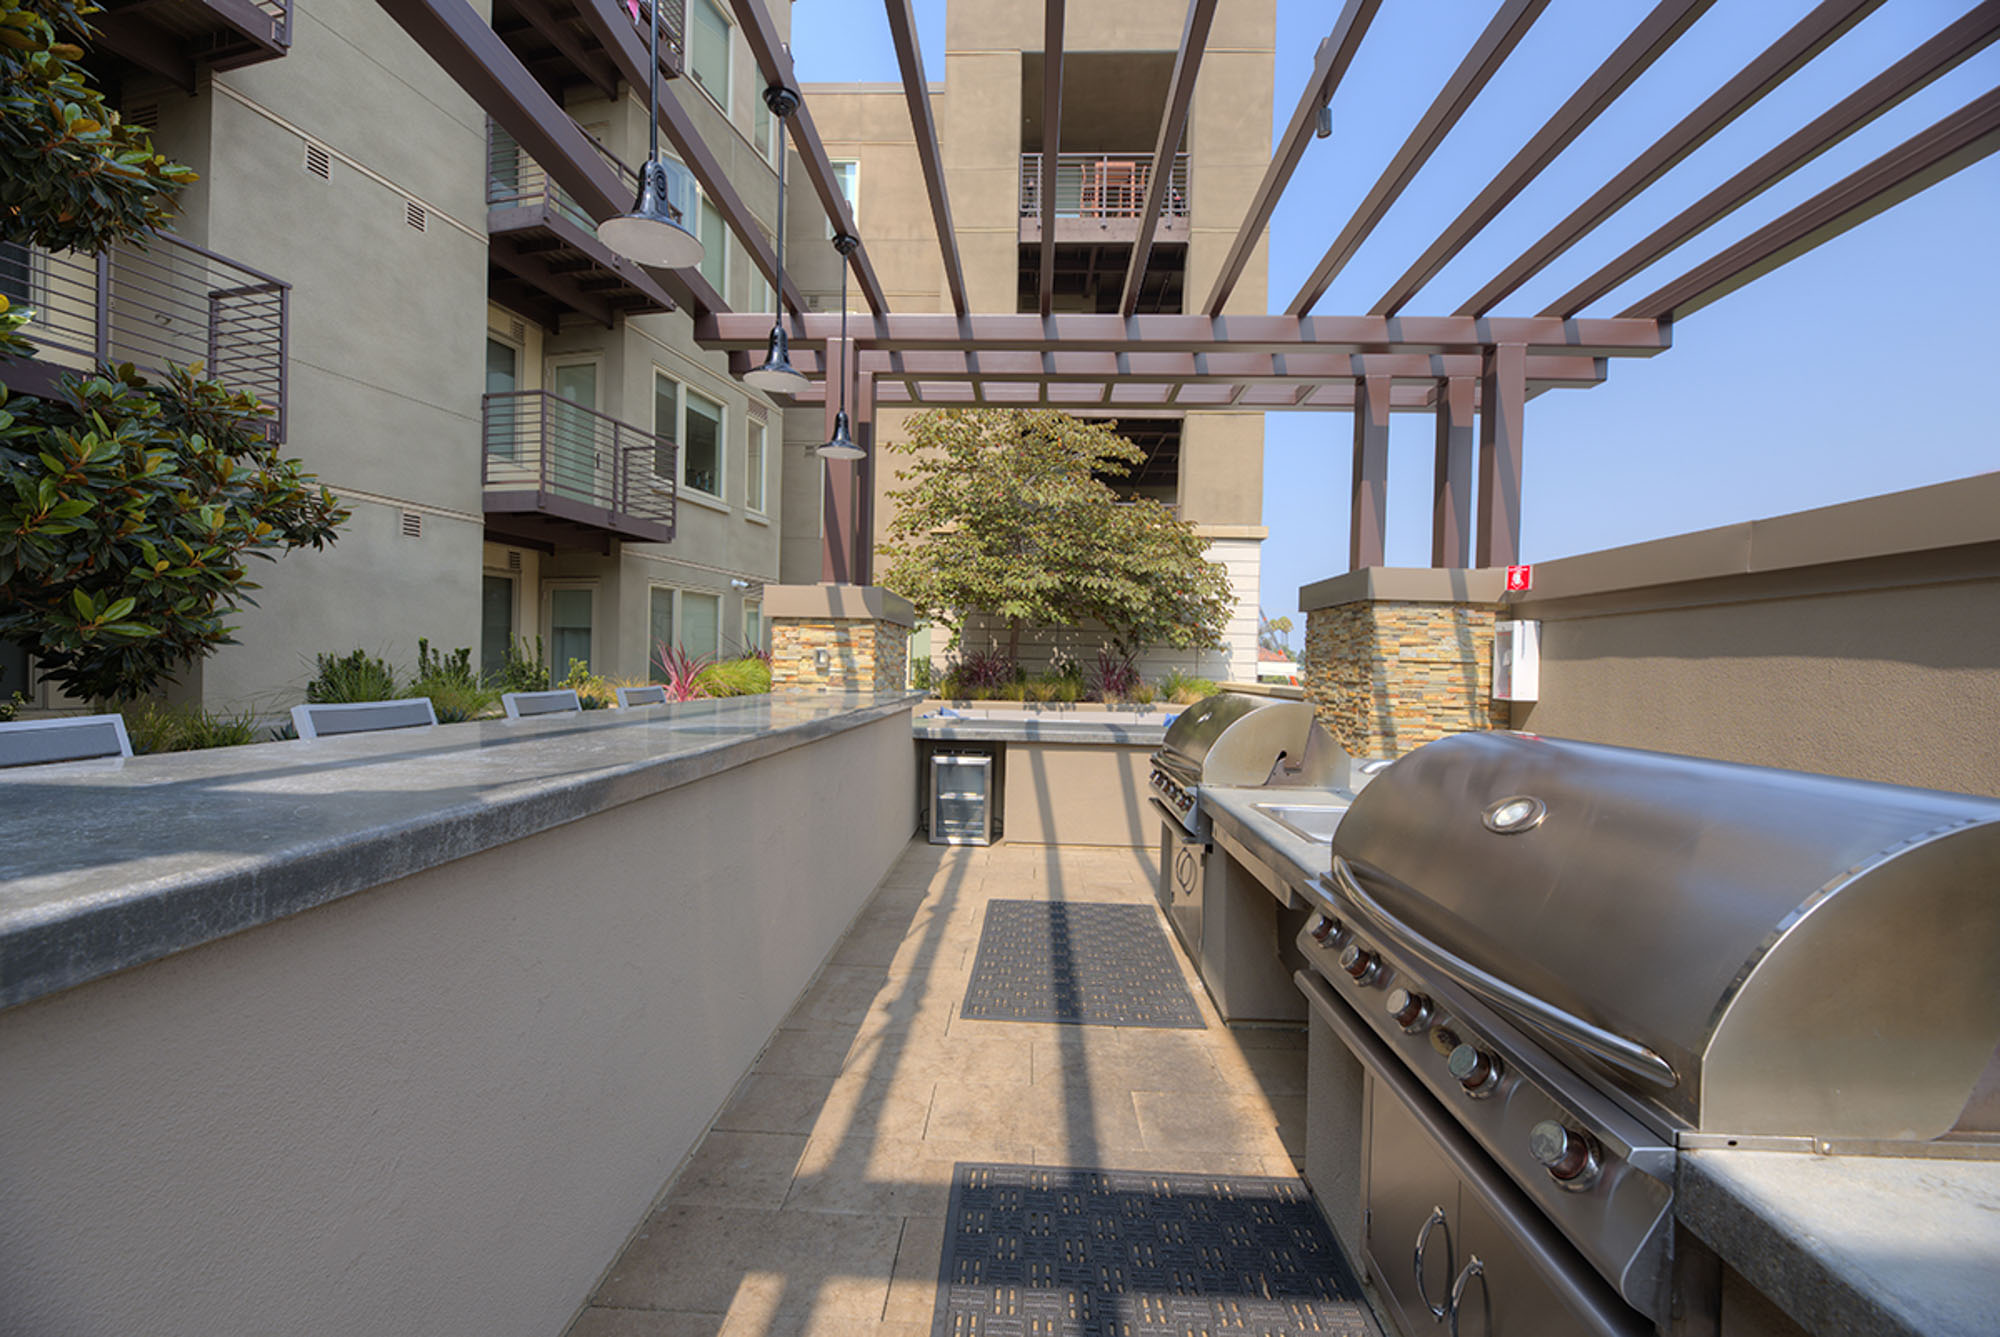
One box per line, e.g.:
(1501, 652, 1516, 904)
(305, 648, 396, 704)
(653, 643, 714, 702)
(559, 658, 613, 709)
(0, 690, 21, 723)
(941, 649, 1017, 698)
(1090, 649, 1141, 702)
(407, 638, 497, 723)
(121, 699, 257, 753)
(1127, 682, 1159, 705)
(489, 635, 548, 693)
(1160, 670, 1221, 705)
(696, 655, 772, 698)
(909, 657, 936, 694)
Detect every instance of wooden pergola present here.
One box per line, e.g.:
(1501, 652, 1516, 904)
(379, 0, 2000, 582)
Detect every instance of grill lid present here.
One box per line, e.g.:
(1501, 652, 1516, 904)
(1328, 732, 2000, 1141)
(1156, 696, 1335, 787)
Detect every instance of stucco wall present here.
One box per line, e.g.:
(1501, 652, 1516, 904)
(1001, 741, 1155, 847)
(0, 713, 916, 1336)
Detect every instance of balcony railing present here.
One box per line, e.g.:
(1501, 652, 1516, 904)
(1019, 153, 1191, 221)
(624, 0, 686, 73)
(482, 390, 677, 547)
(92, 0, 294, 76)
(487, 121, 640, 230)
(0, 232, 289, 437)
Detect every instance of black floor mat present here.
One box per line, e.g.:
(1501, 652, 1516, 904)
(933, 1162, 1375, 1336)
(960, 900, 1205, 1029)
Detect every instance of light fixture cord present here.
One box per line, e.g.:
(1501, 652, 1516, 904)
(836, 244, 850, 413)
(647, 0, 661, 162)
(773, 109, 787, 321)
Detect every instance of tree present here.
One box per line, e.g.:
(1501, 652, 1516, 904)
(0, 366, 347, 703)
(877, 409, 1232, 662)
(1259, 611, 1293, 655)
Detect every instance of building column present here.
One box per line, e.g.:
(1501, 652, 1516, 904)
(1349, 371, 1390, 570)
(820, 335, 856, 584)
(1476, 343, 1526, 568)
(1431, 376, 1475, 567)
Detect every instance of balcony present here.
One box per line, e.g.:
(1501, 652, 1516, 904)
(491, 0, 683, 99)
(1019, 151, 1191, 244)
(482, 388, 677, 550)
(0, 232, 289, 438)
(486, 121, 680, 328)
(88, 0, 293, 91)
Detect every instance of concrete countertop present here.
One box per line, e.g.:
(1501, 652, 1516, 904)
(0, 693, 919, 1012)
(1198, 785, 1346, 896)
(913, 716, 1167, 745)
(1678, 1149, 2000, 1337)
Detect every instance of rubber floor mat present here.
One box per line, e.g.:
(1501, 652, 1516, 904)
(960, 900, 1204, 1029)
(932, 1162, 1376, 1336)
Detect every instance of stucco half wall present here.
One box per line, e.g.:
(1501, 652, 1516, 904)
(0, 712, 915, 1337)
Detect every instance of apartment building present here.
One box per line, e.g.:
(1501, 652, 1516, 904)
(797, 0, 1276, 681)
(2, 0, 795, 713)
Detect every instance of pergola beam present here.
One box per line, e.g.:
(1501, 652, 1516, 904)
(1119, 0, 1216, 317)
(735, 348, 1605, 389)
(1203, 0, 1381, 316)
(1548, 1, 2000, 317)
(1287, 0, 1549, 315)
(1625, 85, 2000, 321)
(1458, 0, 1886, 317)
(885, 0, 967, 315)
(1037, 0, 1065, 317)
(726, 0, 889, 314)
(1372, 0, 1715, 316)
(781, 380, 1571, 412)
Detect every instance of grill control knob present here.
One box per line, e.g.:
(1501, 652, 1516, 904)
(1530, 1121, 1601, 1187)
(1386, 988, 1431, 1032)
(1338, 944, 1380, 985)
(1447, 1044, 1501, 1097)
(1310, 915, 1342, 945)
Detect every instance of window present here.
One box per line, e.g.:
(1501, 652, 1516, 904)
(698, 194, 727, 294)
(753, 92, 773, 162)
(481, 574, 515, 679)
(690, 0, 730, 112)
(550, 586, 593, 675)
(683, 388, 723, 498)
(651, 373, 679, 480)
(681, 591, 721, 658)
(747, 266, 773, 316)
(742, 598, 763, 654)
(828, 159, 859, 240)
(647, 586, 674, 680)
(746, 420, 767, 513)
(0, 241, 29, 305)
(485, 337, 520, 459)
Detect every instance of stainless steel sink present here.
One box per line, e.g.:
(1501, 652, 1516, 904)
(1254, 801, 1349, 844)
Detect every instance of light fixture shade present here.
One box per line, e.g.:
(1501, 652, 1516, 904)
(1316, 104, 1334, 139)
(598, 158, 704, 268)
(741, 323, 810, 393)
(817, 409, 864, 460)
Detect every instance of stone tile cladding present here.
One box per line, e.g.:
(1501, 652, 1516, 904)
(772, 618, 909, 693)
(1304, 600, 1508, 759)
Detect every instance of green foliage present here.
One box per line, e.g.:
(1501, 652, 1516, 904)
(877, 410, 1232, 659)
(0, 367, 346, 704)
(0, 689, 22, 721)
(408, 638, 498, 723)
(305, 648, 396, 704)
(1159, 670, 1221, 705)
(489, 635, 548, 693)
(1258, 611, 1294, 655)
(0, 0, 197, 262)
(909, 657, 935, 694)
(695, 655, 772, 698)
(120, 698, 256, 753)
(559, 657, 612, 709)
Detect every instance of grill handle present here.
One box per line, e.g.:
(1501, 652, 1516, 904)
(1329, 856, 1680, 1091)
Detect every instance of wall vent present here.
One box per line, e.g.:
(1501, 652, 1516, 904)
(508, 317, 526, 343)
(807, 294, 824, 311)
(304, 143, 331, 179)
(127, 103, 160, 131)
(405, 201, 427, 232)
(747, 402, 769, 423)
(401, 510, 423, 538)
(507, 549, 522, 572)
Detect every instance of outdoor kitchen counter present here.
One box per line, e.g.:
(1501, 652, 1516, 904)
(0, 691, 920, 1011)
(912, 716, 1167, 745)
(1679, 1148, 2000, 1337)
(1200, 784, 1344, 896)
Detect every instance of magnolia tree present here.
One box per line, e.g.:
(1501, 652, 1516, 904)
(877, 409, 1232, 664)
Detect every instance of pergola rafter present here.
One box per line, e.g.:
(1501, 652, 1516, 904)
(1119, 0, 1217, 318)
(885, 0, 967, 316)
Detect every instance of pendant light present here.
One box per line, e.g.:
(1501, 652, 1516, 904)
(741, 84, 809, 394)
(598, 0, 704, 268)
(818, 232, 864, 460)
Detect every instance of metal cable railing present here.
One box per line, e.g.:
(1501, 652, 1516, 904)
(2, 231, 289, 437)
(622, 0, 686, 68)
(1019, 152, 1191, 220)
(482, 390, 678, 538)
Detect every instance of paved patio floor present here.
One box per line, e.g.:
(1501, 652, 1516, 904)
(564, 838, 1313, 1337)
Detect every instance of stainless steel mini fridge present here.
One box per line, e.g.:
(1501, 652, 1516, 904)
(928, 753, 993, 845)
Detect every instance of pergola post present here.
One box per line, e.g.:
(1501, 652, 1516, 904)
(820, 335, 855, 583)
(852, 366, 876, 586)
(1349, 371, 1391, 569)
(1431, 375, 1475, 566)
(1476, 342, 1526, 567)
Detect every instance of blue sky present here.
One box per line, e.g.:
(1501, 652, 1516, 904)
(787, 1, 2000, 630)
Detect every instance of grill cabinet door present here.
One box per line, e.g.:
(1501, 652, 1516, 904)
(1366, 1076, 1461, 1337)
(1452, 1188, 1600, 1337)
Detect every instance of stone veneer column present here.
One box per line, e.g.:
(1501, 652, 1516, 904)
(1299, 568, 1508, 759)
(764, 585, 916, 693)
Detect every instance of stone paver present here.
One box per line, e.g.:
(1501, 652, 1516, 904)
(564, 838, 1311, 1336)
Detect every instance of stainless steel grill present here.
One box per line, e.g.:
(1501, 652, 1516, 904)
(1148, 695, 1345, 838)
(1297, 731, 2000, 1335)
